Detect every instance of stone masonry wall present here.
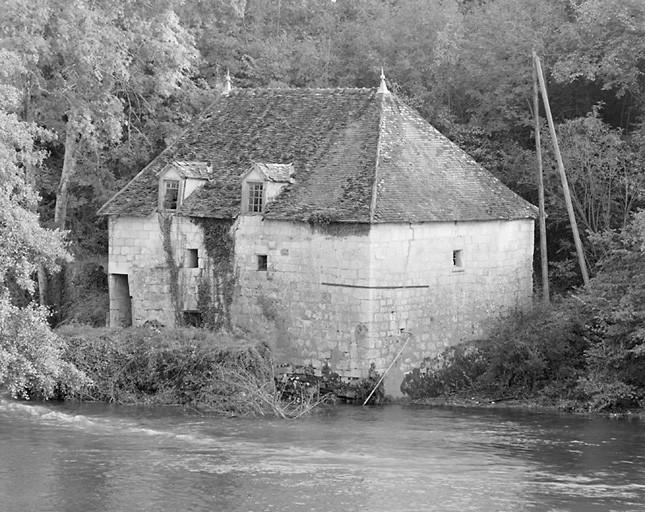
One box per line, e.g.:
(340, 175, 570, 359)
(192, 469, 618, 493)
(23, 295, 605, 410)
(366, 219, 535, 395)
(232, 217, 534, 394)
(232, 217, 372, 377)
(108, 215, 205, 326)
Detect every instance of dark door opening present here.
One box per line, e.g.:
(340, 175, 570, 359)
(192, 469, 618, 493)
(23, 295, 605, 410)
(110, 273, 132, 327)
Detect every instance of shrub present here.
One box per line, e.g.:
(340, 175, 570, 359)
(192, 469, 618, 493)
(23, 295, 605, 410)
(401, 302, 588, 402)
(400, 342, 489, 399)
(58, 326, 323, 417)
(0, 296, 89, 399)
(57, 259, 109, 327)
(574, 210, 645, 410)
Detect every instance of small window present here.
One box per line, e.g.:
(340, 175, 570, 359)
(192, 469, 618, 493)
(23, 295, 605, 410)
(185, 249, 198, 268)
(183, 311, 202, 327)
(163, 180, 180, 210)
(452, 249, 463, 268)
(248, 182, 264, 213)
(257, 254, 268, 271)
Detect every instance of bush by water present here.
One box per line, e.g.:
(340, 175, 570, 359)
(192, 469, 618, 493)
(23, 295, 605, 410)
(0, 296, 89, 400)
(58, 326, 323, 417)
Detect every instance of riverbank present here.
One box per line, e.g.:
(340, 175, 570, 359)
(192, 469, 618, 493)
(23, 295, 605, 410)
(56, 325, 383, 416)
(51, 312, 645, 418)
(407, 396, 645, 422)
(57, 325, 323, 417)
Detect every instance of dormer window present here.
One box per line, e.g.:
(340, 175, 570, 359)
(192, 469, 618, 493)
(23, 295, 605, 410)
(158, 161, 210, 212)
(248, 182, 265, 213)
(163, 180, 180, 210)
(241, 162, 295, 215)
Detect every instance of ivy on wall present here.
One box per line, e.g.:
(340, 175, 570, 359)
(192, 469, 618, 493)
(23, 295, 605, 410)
(158, 212, 183, 325)
(193, 218, 236, 330)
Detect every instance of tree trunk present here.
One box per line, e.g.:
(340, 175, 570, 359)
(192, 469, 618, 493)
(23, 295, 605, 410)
(37, 266, 47, 305)
(54, 121, 79, 230)
(24, 82, 50, 305)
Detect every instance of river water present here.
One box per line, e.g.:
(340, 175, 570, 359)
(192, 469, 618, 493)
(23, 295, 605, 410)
(1, 399, 644, 512)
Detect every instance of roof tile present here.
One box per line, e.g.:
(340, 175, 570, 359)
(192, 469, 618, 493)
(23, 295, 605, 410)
(98, 88, 537, 222)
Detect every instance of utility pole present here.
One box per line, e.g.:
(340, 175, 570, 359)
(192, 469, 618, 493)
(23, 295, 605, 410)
(533, 51, 590, 287)
(532, 56, 550, 303)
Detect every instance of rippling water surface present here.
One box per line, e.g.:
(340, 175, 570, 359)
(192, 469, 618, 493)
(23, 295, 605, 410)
(1, 399, 644, 511)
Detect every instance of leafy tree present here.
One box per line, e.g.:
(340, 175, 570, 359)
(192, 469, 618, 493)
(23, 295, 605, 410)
(573, 210, 645, 409)
(553, 0, 645, 131)
(183, 0, 461, 115)
(1, 0, 204, 232)
(0, 46, 67, 295)
(0, 47, 87, 399)
(544, 113, 642, 237)
(0, 296, 89, 399)
(433, 0, 569, 132)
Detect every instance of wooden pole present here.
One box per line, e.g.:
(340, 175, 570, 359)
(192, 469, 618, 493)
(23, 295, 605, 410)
(532, 57, 550, 303)
(532, 52, 590, 286)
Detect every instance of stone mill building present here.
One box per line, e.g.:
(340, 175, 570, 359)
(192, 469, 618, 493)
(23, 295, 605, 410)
(99, 75, 537, 395)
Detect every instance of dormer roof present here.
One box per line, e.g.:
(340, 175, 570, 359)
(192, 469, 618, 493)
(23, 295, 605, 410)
(160, 161, 210, 179)
(98, 87, 537, 222)
(242, 162, 295, 183)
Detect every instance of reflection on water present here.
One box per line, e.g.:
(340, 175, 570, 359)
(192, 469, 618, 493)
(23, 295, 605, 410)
(1, 399, 644, 512)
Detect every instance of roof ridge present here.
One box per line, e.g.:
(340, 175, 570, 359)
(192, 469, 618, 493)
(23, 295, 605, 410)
(369, 91, 387, 222)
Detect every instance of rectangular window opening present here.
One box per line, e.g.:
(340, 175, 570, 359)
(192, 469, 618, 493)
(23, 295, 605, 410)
(163, 180, 180, 210)
(185, 248, 198, 268)
(248, 182, 264, 213)
(257, 254, 268, 271)
(452, 249, 463, 268)
(183, 311, 202, 327)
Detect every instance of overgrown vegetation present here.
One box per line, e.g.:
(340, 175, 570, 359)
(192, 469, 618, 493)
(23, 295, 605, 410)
(159, 213, 183, 325)
(56, 259, 108, 327)
(402, 211, 645, 413)
(0, 297, 89, 400)
(279, 363, 385, 406)
(58, 326, 324, 417)
(0, 55, 83, 400)
(193, 218, 236, 329)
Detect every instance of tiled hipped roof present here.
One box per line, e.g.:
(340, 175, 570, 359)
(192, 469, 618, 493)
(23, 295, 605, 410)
(98, 88, 537, 222)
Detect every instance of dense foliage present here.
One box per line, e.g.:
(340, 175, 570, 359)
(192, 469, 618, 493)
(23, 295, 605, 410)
(58, 326, 323, 417)
(0, 36, 81, 398)
(0, 44, 68, 297)
(0, 296, 89, 399)
(401, 211, 645, 412)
